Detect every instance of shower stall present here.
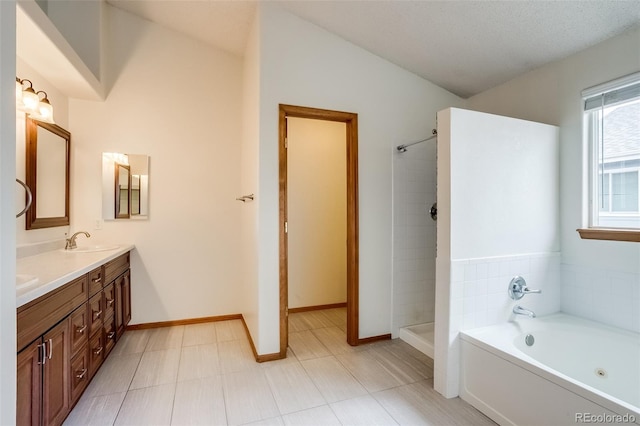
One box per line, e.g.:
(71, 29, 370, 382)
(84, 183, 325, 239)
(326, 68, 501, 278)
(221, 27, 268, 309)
(392, 129, 438, 358)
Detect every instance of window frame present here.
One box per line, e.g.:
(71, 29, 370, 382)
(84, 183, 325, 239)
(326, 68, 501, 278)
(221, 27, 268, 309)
(578, 72, 640, 243)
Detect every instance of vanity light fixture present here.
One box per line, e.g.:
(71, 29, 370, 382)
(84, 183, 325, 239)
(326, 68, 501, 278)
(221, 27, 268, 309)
(15, 77, 55, 123)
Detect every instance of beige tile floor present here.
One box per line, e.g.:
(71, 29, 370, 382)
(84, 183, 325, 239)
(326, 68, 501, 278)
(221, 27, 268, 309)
(64, 308, 495, 425)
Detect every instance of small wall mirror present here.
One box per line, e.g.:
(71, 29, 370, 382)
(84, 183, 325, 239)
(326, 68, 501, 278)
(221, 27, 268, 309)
(102, 153, 149, 220)
(25, 118, 70, 229)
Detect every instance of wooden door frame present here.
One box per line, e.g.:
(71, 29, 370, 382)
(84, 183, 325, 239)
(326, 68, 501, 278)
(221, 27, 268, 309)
(279, 104, 359, 355)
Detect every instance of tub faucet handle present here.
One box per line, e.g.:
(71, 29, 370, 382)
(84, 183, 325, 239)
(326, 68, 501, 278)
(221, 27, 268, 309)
(508, 276, 541, 300)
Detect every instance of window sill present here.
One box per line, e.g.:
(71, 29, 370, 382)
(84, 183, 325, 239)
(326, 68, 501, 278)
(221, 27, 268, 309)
(577, 228, 640, 242)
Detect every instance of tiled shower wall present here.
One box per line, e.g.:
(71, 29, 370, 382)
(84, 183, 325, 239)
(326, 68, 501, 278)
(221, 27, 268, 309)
(561, 264, 640, 333)
(451, 252, 562, 333)
(392, 141, 437, 334)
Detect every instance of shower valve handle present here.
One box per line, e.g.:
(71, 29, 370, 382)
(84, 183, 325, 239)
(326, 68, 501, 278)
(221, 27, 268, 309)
(508, 276, 541, 300)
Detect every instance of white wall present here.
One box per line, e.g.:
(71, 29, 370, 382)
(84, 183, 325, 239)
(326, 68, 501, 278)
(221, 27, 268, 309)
(287, 117, 346, 309)
(435, 108, 560, 398)
(69, 5, 245, 324)
(254, 4, 462, 353)
(0, 2, 17, 422)
(466, 27, 640, 331)
(239, 11, 260, 347)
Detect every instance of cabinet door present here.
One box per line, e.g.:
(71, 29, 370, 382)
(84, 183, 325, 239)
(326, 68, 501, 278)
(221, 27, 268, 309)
(42, 318, 70, 426)
(115, 270, 132, 339)
(104, 314, 117, 358)
(122, 270, 131, 328)
(17, 340, 42, 426)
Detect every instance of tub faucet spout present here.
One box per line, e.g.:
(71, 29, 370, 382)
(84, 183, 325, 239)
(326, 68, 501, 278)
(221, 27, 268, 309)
(513, 305, 536, 318)
(65, 231, 90, 250)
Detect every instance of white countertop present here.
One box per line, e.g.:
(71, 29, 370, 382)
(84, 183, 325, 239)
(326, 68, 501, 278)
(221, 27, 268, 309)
(16, 244, 135, 308)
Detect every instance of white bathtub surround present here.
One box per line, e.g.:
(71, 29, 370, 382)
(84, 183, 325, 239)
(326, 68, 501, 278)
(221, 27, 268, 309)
(460, 313, 640, 425)
(562, 264, 640, 333)
(435, 108, 560, 398)
(392, 138, 437, 333)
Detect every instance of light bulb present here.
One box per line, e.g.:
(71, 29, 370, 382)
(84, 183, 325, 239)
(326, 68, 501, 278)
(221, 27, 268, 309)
(30, 92, 55, 124)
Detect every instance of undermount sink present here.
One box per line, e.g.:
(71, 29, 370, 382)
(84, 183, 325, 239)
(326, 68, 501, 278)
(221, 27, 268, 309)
(64, 244, 120, 253)
(16, 274, 39, 290)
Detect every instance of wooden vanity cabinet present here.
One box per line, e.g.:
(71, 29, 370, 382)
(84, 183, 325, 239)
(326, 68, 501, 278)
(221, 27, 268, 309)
(17, 251, 131, 426)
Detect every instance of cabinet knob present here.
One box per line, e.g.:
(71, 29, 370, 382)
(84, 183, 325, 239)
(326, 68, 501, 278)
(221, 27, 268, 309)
(94, 310, 102, 319)
(92, 277, 101, 283)
(76, 369, 87, 380)
(76, 325, 87, 334)
(93, 346, 103, 356)
(107, 331, 116, 340)
(107, 299, 114, 307)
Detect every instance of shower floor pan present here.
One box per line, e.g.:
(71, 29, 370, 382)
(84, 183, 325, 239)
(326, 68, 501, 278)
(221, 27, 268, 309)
(399, 322, 434, 359)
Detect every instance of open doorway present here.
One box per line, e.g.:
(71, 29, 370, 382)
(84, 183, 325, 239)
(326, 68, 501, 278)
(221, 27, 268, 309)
(278, 104, 359, 356)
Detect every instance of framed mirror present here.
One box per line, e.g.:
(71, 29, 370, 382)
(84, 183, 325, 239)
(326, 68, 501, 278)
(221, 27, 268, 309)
(25, 118, 70, 229)
(102, 153, 149, 220)
(115, 163, 131, 219)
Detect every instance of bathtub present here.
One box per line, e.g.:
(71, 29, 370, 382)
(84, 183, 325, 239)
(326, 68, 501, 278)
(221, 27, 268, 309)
(460, 313, 639, 425)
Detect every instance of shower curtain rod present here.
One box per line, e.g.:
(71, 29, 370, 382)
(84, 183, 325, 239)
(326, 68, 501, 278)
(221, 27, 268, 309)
(396, 129, 437, 152)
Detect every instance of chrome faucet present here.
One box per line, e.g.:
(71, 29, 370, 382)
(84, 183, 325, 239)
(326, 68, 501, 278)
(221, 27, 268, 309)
(513, 305, 536, 318)
(65, 231, 90, 250)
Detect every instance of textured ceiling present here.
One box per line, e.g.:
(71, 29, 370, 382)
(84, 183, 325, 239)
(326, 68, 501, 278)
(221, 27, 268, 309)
(107, 0, 640, 98)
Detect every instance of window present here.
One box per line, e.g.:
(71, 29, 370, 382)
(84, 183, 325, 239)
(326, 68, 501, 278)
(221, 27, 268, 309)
(580, 72, 640, 242)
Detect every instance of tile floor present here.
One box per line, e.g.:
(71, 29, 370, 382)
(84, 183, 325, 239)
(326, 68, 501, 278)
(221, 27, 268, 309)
(64, 308, 495, 425)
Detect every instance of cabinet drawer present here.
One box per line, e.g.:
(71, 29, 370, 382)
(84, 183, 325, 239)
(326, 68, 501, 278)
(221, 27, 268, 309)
(103, 283, 115, 320)
(88, 293, 103, 337)
(88, 331, 104, 379)
(88, 267, 104, 297)
(17, 275, 88, 353)
(69, 345, 89, 406)
(69, 304, 89, 357)
(104, 253, 130, 284)
(103, 315, 117, 358)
